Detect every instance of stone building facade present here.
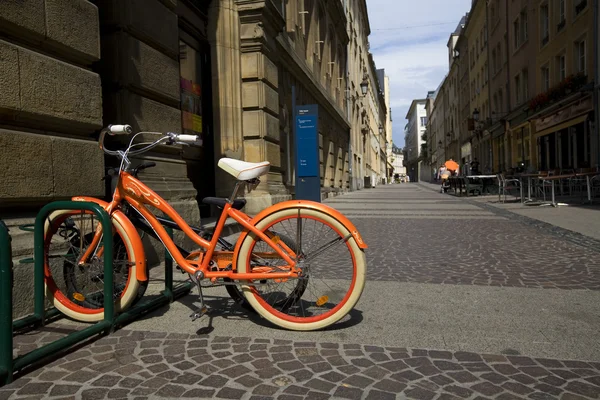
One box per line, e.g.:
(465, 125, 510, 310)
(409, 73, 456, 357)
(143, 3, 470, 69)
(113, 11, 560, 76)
(456, 20, 471, 168)
(488, 0, 509, 172)
(346, 0, 387, 191)
(464, 0, 490, 169)
(0, 0, 383, 314)
(428, 77, 447, 170)
(444, 17, 466, 164)
(529, 0, 596, 171)
(0, 0, 361, 226)
(404, 99, 427, 182)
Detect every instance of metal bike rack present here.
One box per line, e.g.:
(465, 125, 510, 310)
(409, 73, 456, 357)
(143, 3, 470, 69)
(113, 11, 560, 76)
(0, 201, 192, 386)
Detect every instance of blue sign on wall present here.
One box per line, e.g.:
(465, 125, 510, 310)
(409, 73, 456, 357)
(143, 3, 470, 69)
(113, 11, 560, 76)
(295, 104, 320, 202)
(296, 117, 318, 176)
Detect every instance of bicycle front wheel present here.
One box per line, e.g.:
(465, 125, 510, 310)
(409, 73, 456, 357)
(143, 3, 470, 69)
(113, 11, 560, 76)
(44, 210, 145, 322)
(236, 206, 366, 331)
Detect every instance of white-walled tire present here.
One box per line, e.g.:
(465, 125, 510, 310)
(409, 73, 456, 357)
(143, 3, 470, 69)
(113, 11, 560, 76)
(236, 207, 366, 331)
(43, 210, 144, 322)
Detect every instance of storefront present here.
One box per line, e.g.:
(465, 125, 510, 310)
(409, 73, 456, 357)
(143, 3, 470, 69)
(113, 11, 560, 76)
(490, 121, 506, 173)
(509, 122, 531, 169)
(476, 132, 492, 174)
(533, 96, 594, 171)
(460, 142, 472, 173)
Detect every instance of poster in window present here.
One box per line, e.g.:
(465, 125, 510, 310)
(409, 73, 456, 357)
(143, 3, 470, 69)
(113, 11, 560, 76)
(179, 41, 204, 143)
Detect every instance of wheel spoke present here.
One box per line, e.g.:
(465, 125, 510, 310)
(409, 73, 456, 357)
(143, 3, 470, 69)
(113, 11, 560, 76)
(303, 233, 353, 263)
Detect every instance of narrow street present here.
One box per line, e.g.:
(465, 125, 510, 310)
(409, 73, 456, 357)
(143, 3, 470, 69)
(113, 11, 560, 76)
(4, 184, 600, 399)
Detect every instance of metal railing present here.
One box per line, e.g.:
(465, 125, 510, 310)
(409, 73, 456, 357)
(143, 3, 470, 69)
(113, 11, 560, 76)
(0, 201, 192, 386)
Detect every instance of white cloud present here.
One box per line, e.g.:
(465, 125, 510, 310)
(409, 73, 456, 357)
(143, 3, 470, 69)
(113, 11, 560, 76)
(366, 0, 471, 146)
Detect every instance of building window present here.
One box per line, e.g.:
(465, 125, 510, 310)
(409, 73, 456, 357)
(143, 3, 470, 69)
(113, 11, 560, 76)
(497, 43, 502, 66)
(484, 62, 488, 84)
(420, 117, 428, 127)
(515, 74, 521, 104)
(558, 0, 566, 31)
(540, 3, 549, 46)
(498, 90, 503, 113)
(521, 9, 528, 41)
(541, 64, 550, 91)
(493, 94, 498, 115)
(575, 40, 586, 74)
(513, 18, 520, 49)
(179, 41, 204, 143)
(557, 54, 566, 81)
(513, 11, 528, 50)
(522, 69, 529, 100)
(574, 0, 588, 17)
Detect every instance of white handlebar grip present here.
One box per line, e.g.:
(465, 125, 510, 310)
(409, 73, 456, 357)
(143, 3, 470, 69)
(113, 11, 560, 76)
(176, 134, 200, 143)
(108, 124, 133, 135)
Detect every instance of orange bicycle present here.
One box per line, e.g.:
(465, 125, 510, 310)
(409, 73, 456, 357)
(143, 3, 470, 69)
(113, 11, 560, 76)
(43, 125, 367, 331)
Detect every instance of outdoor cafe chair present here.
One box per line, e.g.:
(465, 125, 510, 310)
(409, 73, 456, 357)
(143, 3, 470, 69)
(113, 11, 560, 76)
(497, 173, 520, 203)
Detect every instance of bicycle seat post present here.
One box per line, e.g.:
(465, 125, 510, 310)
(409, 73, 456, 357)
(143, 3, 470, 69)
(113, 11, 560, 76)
(228, 182, 243, 204)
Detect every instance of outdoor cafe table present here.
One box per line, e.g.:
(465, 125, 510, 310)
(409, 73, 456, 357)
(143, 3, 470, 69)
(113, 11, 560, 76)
(576, 171, 600, 203)
(515, 173, 543, 203)
(466, 175, 497, 179)
(517, 172, 600, 207)
(536, 173, 576, 207)
(466, 175, 497, 195)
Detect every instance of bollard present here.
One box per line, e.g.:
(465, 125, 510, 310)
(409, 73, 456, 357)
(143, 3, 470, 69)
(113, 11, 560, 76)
(0, 220, 14, 385)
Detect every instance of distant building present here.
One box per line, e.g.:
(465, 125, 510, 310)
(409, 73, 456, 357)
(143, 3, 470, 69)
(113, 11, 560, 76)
(377, 69, 394, 183)
(405, 99, 427, 182)
(390, 144, 406, 179)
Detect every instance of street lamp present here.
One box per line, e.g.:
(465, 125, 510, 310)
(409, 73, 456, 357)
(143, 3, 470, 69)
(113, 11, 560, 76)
(472, 108, 480, 122)
(378, 125, 384, 135)
(360, 77, 368, 96)
(438, 140, 443, 148)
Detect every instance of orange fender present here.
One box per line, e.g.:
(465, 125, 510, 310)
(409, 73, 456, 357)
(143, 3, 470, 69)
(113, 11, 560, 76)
(254, 200, 367, 248)
(72, 196, 147, 282)
(232, 199, 367, 270)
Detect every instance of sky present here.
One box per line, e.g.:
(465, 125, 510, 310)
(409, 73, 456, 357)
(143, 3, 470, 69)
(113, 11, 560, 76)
(366, 0, 472, 148)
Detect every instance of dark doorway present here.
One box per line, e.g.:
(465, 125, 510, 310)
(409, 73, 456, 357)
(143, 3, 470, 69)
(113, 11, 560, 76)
(178, 3, 215, 218)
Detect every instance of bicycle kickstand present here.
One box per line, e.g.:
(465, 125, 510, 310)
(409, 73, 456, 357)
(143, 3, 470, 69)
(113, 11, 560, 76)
(189, 271, 208, 322)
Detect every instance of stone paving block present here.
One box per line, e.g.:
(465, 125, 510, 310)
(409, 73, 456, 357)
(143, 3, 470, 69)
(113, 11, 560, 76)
(4, 186, 600, 399)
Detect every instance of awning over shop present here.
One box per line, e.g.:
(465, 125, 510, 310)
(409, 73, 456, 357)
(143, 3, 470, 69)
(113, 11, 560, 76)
(535, 114, 588, 138)
(533, 95, 592, 138)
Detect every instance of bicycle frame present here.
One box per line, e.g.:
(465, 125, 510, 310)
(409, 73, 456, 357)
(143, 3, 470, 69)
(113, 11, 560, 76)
(77, 171, 299, 282)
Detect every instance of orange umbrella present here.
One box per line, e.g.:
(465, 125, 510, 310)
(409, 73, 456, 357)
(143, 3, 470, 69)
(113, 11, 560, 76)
(444, 160, 459, 171)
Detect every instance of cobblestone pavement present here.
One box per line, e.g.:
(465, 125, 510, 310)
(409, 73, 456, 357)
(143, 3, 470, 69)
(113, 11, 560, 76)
(3, 183, 600, 399)
(3, 326, 600, 400)
(330, 185, 600, 290)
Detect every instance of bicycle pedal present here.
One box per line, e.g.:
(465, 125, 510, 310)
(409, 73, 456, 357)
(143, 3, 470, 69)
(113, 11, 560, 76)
(190, 306, 208, 322)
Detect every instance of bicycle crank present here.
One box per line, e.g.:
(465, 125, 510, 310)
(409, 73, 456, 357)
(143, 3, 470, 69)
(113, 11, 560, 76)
(189, 271, 208, 321)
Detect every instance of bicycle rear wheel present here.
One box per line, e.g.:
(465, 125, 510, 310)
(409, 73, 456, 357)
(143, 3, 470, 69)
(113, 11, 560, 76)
(236, 206, 366, 331)
(44, 210, 146, 322)
(226, 232, 307, 310)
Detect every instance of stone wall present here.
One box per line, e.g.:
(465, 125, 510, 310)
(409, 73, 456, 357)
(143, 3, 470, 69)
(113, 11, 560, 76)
(0, 0, 104, 317)
(97, 0, 209, 260)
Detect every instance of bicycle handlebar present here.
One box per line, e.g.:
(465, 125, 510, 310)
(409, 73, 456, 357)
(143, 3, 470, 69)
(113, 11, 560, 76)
(175, 134, 201, 143)
(98, 125, 201, 160)
(107, 124, 133, 135)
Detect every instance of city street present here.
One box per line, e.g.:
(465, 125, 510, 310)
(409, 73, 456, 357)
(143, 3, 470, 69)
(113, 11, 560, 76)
(4, 184, 600, 399)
